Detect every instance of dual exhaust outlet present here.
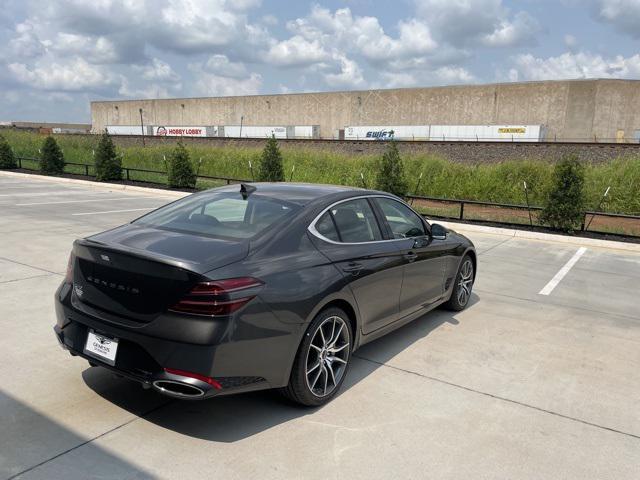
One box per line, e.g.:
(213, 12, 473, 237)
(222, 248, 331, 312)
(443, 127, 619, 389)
(152, 379, 206, 398)
(151, 368, 221, 398)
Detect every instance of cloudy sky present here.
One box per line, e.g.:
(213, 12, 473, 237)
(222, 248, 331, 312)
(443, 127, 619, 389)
(1, 0, 639, 123)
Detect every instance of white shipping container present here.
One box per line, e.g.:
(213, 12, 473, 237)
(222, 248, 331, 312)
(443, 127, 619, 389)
(106, 125, 149, 135)
(429, 125, 544, 142)
(292, 126, 319, 138)
(222, 126, 288, 138)
(344, 126, 430, 140)
(152, 126, 211, 137)
(52, 127, 89, 134)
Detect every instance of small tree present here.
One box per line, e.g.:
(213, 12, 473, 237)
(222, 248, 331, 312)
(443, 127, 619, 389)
(0, 135, 17, 169)
(540, 155, 586, 232)
(167, 141, 196, 188)
(374, 141, 408, 196)
(94, 131, 122, 181)
(40, 136, 64, 175)
(257, 135, 284, 182)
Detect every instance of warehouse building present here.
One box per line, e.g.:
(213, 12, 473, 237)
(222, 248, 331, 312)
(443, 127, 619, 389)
(90, 79, 640, 142)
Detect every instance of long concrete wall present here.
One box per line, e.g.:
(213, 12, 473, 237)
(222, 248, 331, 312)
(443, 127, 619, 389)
(91, 79, 640, 142)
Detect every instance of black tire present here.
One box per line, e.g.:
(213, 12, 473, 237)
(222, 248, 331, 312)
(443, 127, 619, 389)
(281, 307, 353, 407)
(444, 255, 475, 311)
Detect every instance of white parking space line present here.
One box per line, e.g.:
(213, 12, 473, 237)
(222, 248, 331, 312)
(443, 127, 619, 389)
(538, 247, 588, 296)
(71, 207, 158, 216)
(0, 190, 112, 198)
(17, 197, 150, 206)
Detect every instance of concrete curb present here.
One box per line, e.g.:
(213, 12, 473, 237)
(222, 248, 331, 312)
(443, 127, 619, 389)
(3, 170, 638, 253)
(437, 220, 640, 253)
(0, 170, 189, 198)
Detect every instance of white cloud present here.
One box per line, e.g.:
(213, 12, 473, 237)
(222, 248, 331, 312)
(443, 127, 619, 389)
(134, 58, 180, 82)
(119, 79, 175, 99)
(287, 7, 437, 62)
(414, 0, 540, 48)
(189, 54, 249, 79)
(323, 56, 365, 89)
(194, 72, 262, 97)
(51, 33, 120, 64)
(510, 51, 640, 81)
(9, 22, 46, 58)
(266, 36, 330, 67)
(378, 66, 476, 88)
(481, 11, 540, 47)
(564, 34, 578, 49)
(592, 0, 640, 38)
(8, 57, 118, 91)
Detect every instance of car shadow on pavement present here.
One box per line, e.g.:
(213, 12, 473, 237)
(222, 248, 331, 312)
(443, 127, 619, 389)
(83, 294, 478, 443)
(0, 389, 155, 479)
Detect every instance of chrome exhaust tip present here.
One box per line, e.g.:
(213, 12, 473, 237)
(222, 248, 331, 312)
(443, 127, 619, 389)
(152, 380, 205, 398)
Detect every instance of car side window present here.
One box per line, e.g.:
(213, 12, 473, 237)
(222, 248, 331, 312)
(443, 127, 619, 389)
(375, 198, 426, 239)
(321, 199, 383, 243)
(315, 212, 340, 242)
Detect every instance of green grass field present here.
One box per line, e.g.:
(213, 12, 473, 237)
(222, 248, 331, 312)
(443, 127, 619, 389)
(3, 129, 640, 216)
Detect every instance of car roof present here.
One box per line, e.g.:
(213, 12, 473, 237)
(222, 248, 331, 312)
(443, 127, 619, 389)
(206, 182, 389, 206)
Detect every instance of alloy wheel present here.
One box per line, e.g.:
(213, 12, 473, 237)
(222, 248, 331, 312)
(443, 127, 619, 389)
(305, 316, 350, 397)
(457, 259, 474, 306)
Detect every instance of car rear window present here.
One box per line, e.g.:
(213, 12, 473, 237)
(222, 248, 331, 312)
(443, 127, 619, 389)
(134, 192, 300, 240)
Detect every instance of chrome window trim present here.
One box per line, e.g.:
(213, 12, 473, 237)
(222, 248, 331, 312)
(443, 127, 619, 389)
(307, 194, 430, 246)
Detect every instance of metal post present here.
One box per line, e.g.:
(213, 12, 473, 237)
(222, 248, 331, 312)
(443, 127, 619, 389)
(459, 202, 465, 220)
(239, 116, 244, 138)
(360, 172, 367, 189)
(585, 186, 610, 231)
(248, 160, 255, 181)
(289, 164, 295, 182)
(139, 108, 145, 146)
(126, 168, 130, 181)
(85, 164, 89, 176)
(523, 181, 533, 227)
(410, 172, 423, 206)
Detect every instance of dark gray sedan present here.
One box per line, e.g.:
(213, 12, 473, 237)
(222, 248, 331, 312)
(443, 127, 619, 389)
(54, 183, 476, 406)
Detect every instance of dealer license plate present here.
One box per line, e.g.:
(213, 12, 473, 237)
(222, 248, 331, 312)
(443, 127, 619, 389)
(84, 330, 119, 366)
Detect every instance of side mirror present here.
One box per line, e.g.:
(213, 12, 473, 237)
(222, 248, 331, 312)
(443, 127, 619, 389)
(431, 223, 448, 240)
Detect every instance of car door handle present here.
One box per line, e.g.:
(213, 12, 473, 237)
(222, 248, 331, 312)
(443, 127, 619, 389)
(404, 252, 418, 262)
(342, 262, 363, 275)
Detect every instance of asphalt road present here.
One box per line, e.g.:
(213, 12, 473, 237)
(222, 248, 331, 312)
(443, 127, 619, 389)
(1, 174, 639, 480)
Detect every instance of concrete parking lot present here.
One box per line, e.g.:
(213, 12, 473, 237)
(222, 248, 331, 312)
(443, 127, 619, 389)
(1, 173, 639, 480)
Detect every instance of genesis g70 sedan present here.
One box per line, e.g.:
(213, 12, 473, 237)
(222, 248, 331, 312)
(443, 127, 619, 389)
(55, 183, 476, 406)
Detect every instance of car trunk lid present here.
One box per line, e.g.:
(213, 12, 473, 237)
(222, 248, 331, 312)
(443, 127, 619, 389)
(71, 225, 248, 322)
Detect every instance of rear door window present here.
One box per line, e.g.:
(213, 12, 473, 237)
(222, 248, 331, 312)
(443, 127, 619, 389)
(316, 198, 383, 243)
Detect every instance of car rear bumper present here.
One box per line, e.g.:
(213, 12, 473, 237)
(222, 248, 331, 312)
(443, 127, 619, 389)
(54, 281, 304, 399)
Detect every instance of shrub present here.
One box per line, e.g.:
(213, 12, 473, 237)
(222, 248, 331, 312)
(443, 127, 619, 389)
(0, 135, 17, 169)
(539, 155, 586, 232)
(94, 131, 122, 181)
(167, 141, 196, 188)
(257, 135, 284, 182)
(374, 141, 408, 196)
(39, 136, 64, 175)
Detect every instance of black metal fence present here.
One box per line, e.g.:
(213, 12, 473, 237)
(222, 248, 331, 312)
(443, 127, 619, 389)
(406, 194, 640, 238)
(11, 157, 640, 239)
(15, 156, 247, 186)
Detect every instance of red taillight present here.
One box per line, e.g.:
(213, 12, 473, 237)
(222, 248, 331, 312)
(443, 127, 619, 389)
(65, 253, 75, 283)
(169, 277, 263, 316)
(164, 368, 222, 390)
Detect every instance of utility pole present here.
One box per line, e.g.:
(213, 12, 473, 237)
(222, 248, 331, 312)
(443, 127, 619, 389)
(139, 108, 145, 147)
